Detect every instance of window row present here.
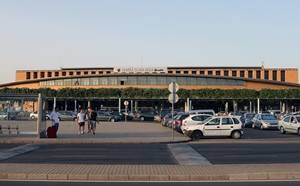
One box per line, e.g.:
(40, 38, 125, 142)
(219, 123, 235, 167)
(40, 76, 245, 86)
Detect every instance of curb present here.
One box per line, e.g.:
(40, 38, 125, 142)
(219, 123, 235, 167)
(1, 172, 300, 181)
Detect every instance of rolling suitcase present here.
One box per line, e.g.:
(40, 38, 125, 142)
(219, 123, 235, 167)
(47, 126, 57, 138)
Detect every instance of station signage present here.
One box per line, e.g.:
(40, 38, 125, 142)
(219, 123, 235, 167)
(113, 67, 167, 73)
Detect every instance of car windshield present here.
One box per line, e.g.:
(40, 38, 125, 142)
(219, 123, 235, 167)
(261, 115, 277, 120)
(246, 114, 255, 118)
(200, 117, 212, 124)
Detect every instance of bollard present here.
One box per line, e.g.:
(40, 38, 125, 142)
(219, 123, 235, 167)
(8, 125, 11, 134)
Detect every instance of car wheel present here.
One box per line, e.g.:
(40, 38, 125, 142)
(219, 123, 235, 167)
(280, 127, 286, 134)
(252, 123, 255, 129)
(260, 124, 264, 130)
(192, 131, 202, 140)
(111, 118, 115, 122)
(231, 131, 241, 139)
(46, 116, 49, 120)
(140, 116, 145, 121)
(58, 117, 61, 121)
(31, 116, 35, 119)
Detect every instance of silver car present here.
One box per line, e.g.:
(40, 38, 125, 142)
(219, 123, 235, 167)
(278, 115, 300, 135)
(252, 114, 278, 130)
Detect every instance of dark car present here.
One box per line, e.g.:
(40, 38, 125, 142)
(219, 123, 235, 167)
(136, 110, 158, 121)
(173, 113, 190, 133)
(111, 111, 133, 121)
(97, 111, 121, 122)
(161, 112, 179, 127)
(159, 109, 184, 122)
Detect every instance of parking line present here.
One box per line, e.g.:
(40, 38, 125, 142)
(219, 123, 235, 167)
(168, 144, 212, 165)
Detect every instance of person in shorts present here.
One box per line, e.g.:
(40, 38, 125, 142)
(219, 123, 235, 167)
(77, 108, 86, 134)
(87, 107, 97, 134)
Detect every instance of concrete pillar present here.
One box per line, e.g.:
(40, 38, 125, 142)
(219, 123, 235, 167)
(74, 100, 77, 112)
(65, 100, 67, 111)
(257, 98, 260, 113)
(135, 101, 138, 112)
(189, 100, 192, 110)
(282, 103, 285, 113)
(280, 101, 282, 113)
(53, 97, 57, 110)
(186, 98, 189, 112)
(225, 102, 228, 114)
(118, 98, 121, 112)
(131, 100, 133, 113)
(286, 101, 288, 113)
(249, 101, 252, 113)
(233, 100, 237, 114)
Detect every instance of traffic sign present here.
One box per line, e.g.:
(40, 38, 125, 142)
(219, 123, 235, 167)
(124, 101, 129, 105)
(168, 82, 179, 93)
(168, 93, 178, 103)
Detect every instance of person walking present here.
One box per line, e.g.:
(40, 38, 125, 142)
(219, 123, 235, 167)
(87, 107, 97, 134)
(49, 107, 60, 133)
(77, 108, 86, 134)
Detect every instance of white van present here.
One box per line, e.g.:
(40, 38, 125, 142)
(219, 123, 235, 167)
(187, 109, 215, 116)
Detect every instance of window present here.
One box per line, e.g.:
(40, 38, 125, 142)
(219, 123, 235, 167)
(222, 118, 234, 125)
(177, 77, 186, 85)
(224, 70, 229, 76)
(90, 78, 99, 85)
(137, 76, 147, 85)
(108, 77, 117, 85)
(233, 118, 240, 124)
(99, 71, 103, 74)
(76, 71, 81, 75)
(184, 71, 188, 74)
(264, 70, 269, 80)
(186, 77, 197, 85)
(281, 70, 285, 82)
(176, 71, 180, 74)
(192, 71, 196, 74)
(62, 72, 66, 76)
(167, 77, 177, 84)
(207, 78, 216, 85)
(99, 77, 108, 85)
(40, 72, 45, 78)
(248, 71, 253, 78)
(80, 78, 90, 85)
(84, 71, 88, 75)
(46, 80, 55, 86)
(64, 79, 72, 86)
(240, 70, 244, 77)
(69, 72, 74, 75)
(256, 70, 261, 79)
(168, 71, 173, 74)
(48, 72, 52, 77)
(207, 118, 220, 125)
(147, 77, 156, 85)
(284, 117, 290, 122)
(197, 78, 206, 85)
(208, 71, 213, 75)
(157, 77, 167, 85)
(26, 72, 31, 79)
(272, 70, 277, 81)
(200, 71, 204, 75)
(91, 71, 96, 74)
(128, 76, 137, 85)
(216, 71, 220, 76)
(34, 72, 38, 79)
(106, 71, 111, 74)
(55, 72, 59, 77)
(232, 71, 237, 77)
(55, 80, 63, 86)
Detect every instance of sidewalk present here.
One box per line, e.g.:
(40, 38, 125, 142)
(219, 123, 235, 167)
(0, 163, 300, 181)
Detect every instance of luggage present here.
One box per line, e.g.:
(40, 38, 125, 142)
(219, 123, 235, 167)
(47, 126, 57, 138)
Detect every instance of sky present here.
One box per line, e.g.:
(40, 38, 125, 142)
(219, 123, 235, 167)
(0, 0, 299, 84)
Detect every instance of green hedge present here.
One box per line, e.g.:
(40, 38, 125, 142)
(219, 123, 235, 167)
(0, 87, 300, 100)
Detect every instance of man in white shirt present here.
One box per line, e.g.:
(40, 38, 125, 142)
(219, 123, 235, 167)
(49, 107, 60, 133)
(77, 108, 86, 134)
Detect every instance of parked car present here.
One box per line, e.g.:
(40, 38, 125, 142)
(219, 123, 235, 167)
(278, 115, 300, 135)
(181, 114, 212, 132)
(173, 113, 190, 133)
(30, 111, 38, 119)
(187, 109, 215, 116)
(183, 116, 243, 140)
(97, 111, 121, 122)
(58, 111, 77, 121)
(241, 113, 255, 128)
(110, 111, 133, 121)
(136, 110, 158, 121)
(159, 109, 184, 123)
(161, 112, 180, 127)
(252, 113, 279, 130)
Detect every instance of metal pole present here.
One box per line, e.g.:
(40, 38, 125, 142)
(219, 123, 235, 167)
(257, 98, 260, 113)
(118, 98, 121, 112)
(53, 97, 56, 110)
(172, 82, 175, 140)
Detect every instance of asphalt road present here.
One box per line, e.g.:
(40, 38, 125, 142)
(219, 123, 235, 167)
(0, 144, 177, 164)
(190, 143, 300, 164)
(1, 142, 300, 164)
(0, 181, 300, 186)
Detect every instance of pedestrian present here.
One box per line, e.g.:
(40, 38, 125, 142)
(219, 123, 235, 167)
(49, 107, 60, 133)
(77, 108, 86, 134)
(87, 107, 97, 134)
